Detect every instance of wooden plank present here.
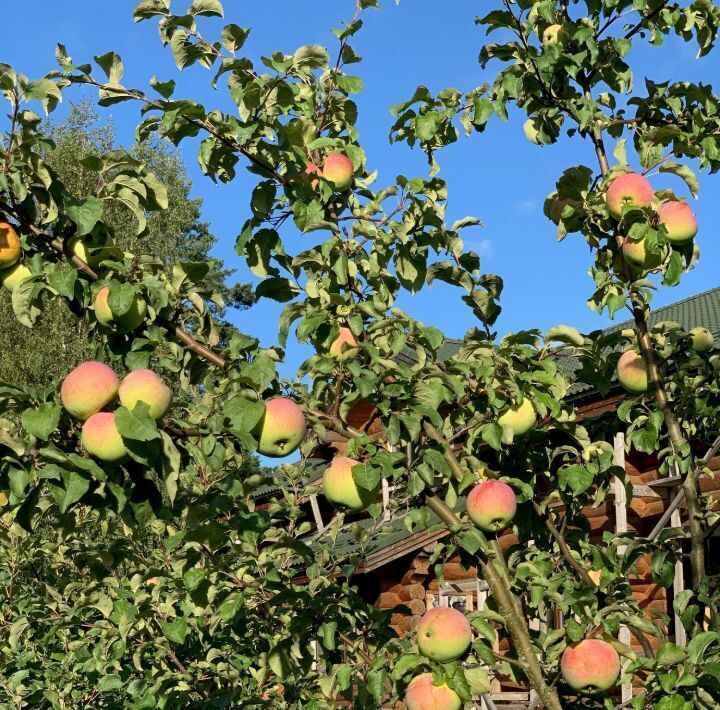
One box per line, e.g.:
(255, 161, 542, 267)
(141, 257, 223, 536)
(309, 494, 325, 534)
(614, 433, 633, 705)
(671, 494, 687, 646)
(359, 528, 448, 573)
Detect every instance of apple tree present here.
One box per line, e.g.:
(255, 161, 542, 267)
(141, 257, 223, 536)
(0, 1, 719, 709)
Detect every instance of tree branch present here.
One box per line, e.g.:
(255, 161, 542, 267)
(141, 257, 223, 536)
(424, 495, 562, 710)
(0, 200, 229, 370)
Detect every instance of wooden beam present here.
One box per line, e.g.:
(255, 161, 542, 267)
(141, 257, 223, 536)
(309, 494, 325, 534)
(614, 433, 633, 704)
(671, 479, 687, 647)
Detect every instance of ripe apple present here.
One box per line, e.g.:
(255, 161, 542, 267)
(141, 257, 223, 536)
(323, 456, 379, 511)
(254, 397, 307, 458)
(61, 361, 120, 420)
(657, 200, 697, 244)
(0, 222, 21, 269)
(561, 639, 621, 693)
(329, 327, 359, 359)
(605, 172, 654, 219)
(82, 411, 128, 463)
(621, 234, 662, 270)
(467, 479, 517, 532)
(405, 673, 461, 710)
(417, 607, 472, 662)
(616, 350, 649, 393)
(118, 369, 172, 420)
(322, 153, 354, 190)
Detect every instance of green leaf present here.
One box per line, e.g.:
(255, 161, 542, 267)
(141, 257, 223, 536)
(48, 268, 77, 299)
(481, 423, 503, 450)
(221, 24, 250, 52)
(107, 281, 138, 317)
(94, 52, 124, 85)
(133, 0, 169, 22)
(183, 567, 205, 591)
(353, 463, 381, 492)
(160, 618, 188, 644)
(55, 469, 91, 513)
(687, 631, 720, 665)
(21, 403, 61, 440)
(558, 464, 594, 496)
(65, 196, 103, 236)
(464, 666, 491, 695)
(659, 162, 699, 198)
(545, 324, 584, 346)
(224, 397, 265, 434)
(292, 45, 329, 70)
(190, 0, 224, 16)
(115, 405, 160, 442)
(98, 675, 123, 693)
(391, 653, 424, 680)
(656, 642, 687, 667)
(457, 528, 485, 555)
(12, 275, 41, 327)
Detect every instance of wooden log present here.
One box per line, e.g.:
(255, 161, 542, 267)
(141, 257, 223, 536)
(407, 599, 426, 616)
(391, 615, 416, 636)
(629, 498, 665, 518)
(442, 562, 478, 580)
(376, 592, 402, 608)
(700, 476, 720, 493)
(389, 612, 407, 627)
(399, 583, 426, 601)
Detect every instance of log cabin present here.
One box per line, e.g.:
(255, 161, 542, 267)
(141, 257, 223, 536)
(254, 286, 720, 708)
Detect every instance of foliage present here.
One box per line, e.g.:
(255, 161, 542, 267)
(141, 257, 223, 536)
(0, 1, 718, 708)
(0, 101, 252, 388)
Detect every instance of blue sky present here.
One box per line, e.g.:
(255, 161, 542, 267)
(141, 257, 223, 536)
(4, 1, 720, 378)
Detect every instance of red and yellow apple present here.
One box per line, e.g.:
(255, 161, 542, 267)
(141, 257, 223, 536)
(0, 262, 32, 292)
(561, 639, 621, 693)
(605, 173, 654, 219)
(621, 235, 661, 270)
(0, 222, 21, 269)
(82, 411, 128, 463)
(322, 153, 354, 190)
(61, 361, 120, 420)
(498, 399, 536, 436)
(467, 480, 517, 532)
(94, 286, 147, 333)
(405, 673, 461, 710)
(616, 350, 649, 393)
(417, 607, 472, 662)
(329, 326, 359, 359)
(689, 326, 713, 353)
(323, 456, 379, 511)
(118, 369, 172, 420)
(254, 397, 307, 458)
(657, 200, 697, 244)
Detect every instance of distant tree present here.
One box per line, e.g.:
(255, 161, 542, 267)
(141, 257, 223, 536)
(0, 102, 253, 388)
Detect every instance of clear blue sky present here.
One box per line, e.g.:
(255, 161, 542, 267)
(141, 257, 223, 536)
(4, 1, 720, 378)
